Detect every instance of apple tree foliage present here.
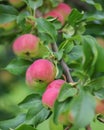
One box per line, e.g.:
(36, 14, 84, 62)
(0, 0, 104, 130)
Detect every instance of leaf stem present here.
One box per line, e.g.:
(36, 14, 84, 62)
(97, 116, 104, 123)
(51, 43, 74, 83)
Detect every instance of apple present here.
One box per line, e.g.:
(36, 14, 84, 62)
(44, 3, 72, 25)
(26, 59, 56, 92)
(0, 21, 16, 31)
(8, 0, 25, 8)
(12, 34, 40, 59)
(44, 10, 64, 25)
(95, 98, 104, 114)
(57, 3, 72, 18)
(42, 79, 65, 108)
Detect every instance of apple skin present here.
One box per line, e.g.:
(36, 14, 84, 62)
(42, 79, 65, 108)
(95, 98, 104, 114)
(44, 3, 72, 25)
(0, 21, 16, 31)
(12, 34, 40, 59)
(57, 3, 72, 18)
(26, 59, 56, 91)
(8, 0, 25, 8)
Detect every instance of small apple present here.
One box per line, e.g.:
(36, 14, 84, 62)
(12, 34, 40, 59)
(44, 3, 72, 25)
(42, 79, 65, 108)
(44, 10, 64, 25)
(95, 98, 104, 114)
(26, 59, 56, 92)
(8, 0, 25, 8)
(0, 21, 16, 31)
(57, 3, 72, 18)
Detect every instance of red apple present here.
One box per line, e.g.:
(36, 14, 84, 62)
(57, 3, 72, 18)
(44, 3, 72, 25)
(44, 10, 64, 24)
(26, 59, 56, 89)
(42, 79, 65, 108)
(95, 98, 104, 114)
(9, 0, 25, 8)
(12, 34, 40, 59)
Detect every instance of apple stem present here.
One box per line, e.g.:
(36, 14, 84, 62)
(85, 125, 92, 130)
(51, 43, 74, 83)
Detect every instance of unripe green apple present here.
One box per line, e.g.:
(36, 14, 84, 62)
(95, 98, 104, 114)
(26, 59, 56, 92)
(42, 79, 65, 108)
(0, 21, 16, 31)
(12, 34, 40, 59)
(8, 0, 25, 8)
(58, 110, 74, 125)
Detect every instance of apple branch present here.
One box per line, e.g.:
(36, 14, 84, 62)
(64, 124, 72, 130)
(85, 124, 92, 130)
(51, 43, 74, 83)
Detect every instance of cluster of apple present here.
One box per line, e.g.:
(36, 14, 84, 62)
(12, 33, 68, 123)
(12, 33, 104, 126)
(12, 33, 64, 106)
(11, 1, 104, 126)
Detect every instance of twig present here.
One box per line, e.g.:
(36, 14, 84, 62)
(64, 125, 72, 130)
(85, 125, 92, 130)
(60, 59, 74, 83)
(51, 43, 74, 83)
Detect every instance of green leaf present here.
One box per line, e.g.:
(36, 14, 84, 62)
(69, 45, 83, 61)
(36, 18, 57, 43)
(68, 9, 84, 26)
(53, 99, 70, 124)
(46, 17, 62, 30)
(19, 94, 41, 112)
(54, 49, 64, 61)
(86, 76, 104, 91)
(23, 0, 43, 10)
(81, 35, 98, 75)
(15, 124, 37, 130)
(59, 40, 74, 54)
(19, 94, 50, 127)
(25, 106, 50, 127)
(0, 4, 18, 15)
(81, 0, 102, 11)
(94, 88, 104, 99)
(70, 91, 96, 129)
(85, 12, 104, 22)
(17, 11, 30, 24)
(49, 115, 63, 130)
(0, 114, 26, 130)
(5, 58, 31, 75)
(58, 83, 77, 102)
(95, 44, 104, 72)
(0, 4, 18, 24)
